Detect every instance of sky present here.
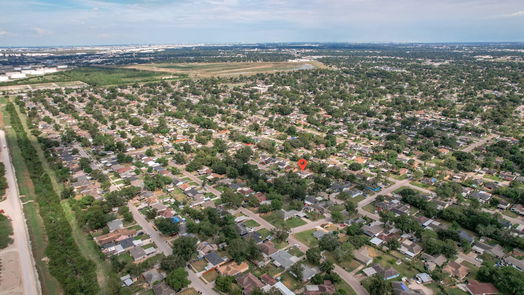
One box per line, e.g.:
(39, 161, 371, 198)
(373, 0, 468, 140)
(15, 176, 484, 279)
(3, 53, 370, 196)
(0, 0, 523, 46)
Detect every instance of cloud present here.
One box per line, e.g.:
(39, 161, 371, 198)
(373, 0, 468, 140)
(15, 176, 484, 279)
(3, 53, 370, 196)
(33, 27, 51, 36)
(508, 10, 524, 17)
(0, 0, 523, 45)
(0, 30, 7, 36)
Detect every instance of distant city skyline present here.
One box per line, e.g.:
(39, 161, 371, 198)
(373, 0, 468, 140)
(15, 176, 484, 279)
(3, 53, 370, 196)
(1, 0, 523, 46)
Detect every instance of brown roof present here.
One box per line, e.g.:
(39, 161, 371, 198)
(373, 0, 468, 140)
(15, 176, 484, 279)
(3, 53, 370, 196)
(217, 261, 249, 276)
(236, 273, 264, 295)
(259, 241, 277, 256)
(466, 280, 498, 295)
(94, 229, 136, 245)
(304, 281, 336, 295)
(260, 274, 277, 286)
(443, 261, 469, 280)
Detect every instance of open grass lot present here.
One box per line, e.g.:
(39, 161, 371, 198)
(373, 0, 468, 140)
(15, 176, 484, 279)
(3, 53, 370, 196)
(202, 269, 219, 282)
(257, 228, 272, 239)
(262, 211, 307, 229)
(125, 61, 324, 78)
(243, 219, 260, 228)
(0, 67, 178, 87)
(190, 259, 208, 272)
(294, 229, 319, 248)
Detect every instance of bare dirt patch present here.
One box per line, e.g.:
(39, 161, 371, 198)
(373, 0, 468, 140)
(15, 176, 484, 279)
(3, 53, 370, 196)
(0, 247, 23, 295)
(124, 61, 324, 78)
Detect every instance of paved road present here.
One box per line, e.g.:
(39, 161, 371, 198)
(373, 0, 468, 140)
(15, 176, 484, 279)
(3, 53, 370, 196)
(129, 202, 218, 295)
(0, 130, 41, 295)
(462, 135, 496, 153)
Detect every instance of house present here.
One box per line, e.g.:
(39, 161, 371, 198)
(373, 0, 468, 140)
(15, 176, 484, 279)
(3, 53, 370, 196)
(270, 250, 299, 270)
(120, 274, 133, 287)
(363, 264, 400, 280)
(152, 282, 175, 295)
(259, 241, 278, 256)
(362, 222, 384, 237)
(304, 280, 336, 295)
(469, 191, 492, 203)
(129, 246, 146, 261)
(512, 204, 524, 216)
(236, 273, 265, 295)
(504, 256, 524, 271)
(443, 261, 469, 280)
(472, 242, 505, 258)
(313, 230, 328, 240)
(260, 273, 277, 286)
(204, 251, 226, 269)
(415, 273, 433, 284)
(217, 261, 249, 276)
(273, 281, 296, 295)
(421, 253, 447, 271)
(465, 280, 499, 295)
(353, 247, 373, 266)
(299, 264, 321, 282)
(391, 281, 423, 295)
(399, 240, 422, 258)
(107, 219, 124, 232)
(142, 269, 165, 286)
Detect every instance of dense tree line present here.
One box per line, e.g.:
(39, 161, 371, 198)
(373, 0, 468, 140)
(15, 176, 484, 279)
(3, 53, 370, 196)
(6, 103, 99, 294)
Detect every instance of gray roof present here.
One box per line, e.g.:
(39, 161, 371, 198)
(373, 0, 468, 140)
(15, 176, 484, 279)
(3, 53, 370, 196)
(270, 250, 299, 270)
(129, 246, 146, 260)
(107, 219, 123, 232)
(142, 269, 165, 285)
(204, 252, 225, 266)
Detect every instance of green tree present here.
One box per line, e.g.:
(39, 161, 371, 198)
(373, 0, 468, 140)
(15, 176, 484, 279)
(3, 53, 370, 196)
(166, 268, 190, 291)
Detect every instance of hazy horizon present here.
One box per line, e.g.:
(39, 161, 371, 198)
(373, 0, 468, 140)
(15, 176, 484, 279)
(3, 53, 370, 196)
(1, 0, 524, 47)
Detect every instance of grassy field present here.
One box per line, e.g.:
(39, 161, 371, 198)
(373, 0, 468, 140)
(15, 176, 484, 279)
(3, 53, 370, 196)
(294, 229, 319, 248)
(0, 67, 179, 87)
(9, 99, 114, 294)
(261, 212, 307, 229)
(125, 61, 324, 78)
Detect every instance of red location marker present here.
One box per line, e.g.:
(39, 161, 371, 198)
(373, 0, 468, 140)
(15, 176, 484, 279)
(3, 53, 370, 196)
(297, 158, 308, 171)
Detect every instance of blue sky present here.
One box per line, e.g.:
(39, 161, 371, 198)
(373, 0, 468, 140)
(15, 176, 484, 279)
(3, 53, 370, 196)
(0, 0, 523, 46)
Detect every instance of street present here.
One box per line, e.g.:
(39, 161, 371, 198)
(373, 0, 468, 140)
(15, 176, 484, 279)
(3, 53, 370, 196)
(0, 130, 41, 295)
(129, 202, 218, 295)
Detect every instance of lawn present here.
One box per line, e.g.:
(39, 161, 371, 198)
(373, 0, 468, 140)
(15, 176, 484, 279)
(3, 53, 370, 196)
(251, 263, 284, 277)
(262, 212, 306, 228)
(446, 288, 469, 295)
(287, 246, 304, 257)
(335, 280, 357, 295)
(257, 228, 272, 239)
(294, 229, 319, 248)
(0, 67, 178, 87)
(373, 251, 422, 278)
(190, 259, 208, 272)
(243, 219, 260, 228)
(280, 271, 303, 291)
(202, 269, 219, 282)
